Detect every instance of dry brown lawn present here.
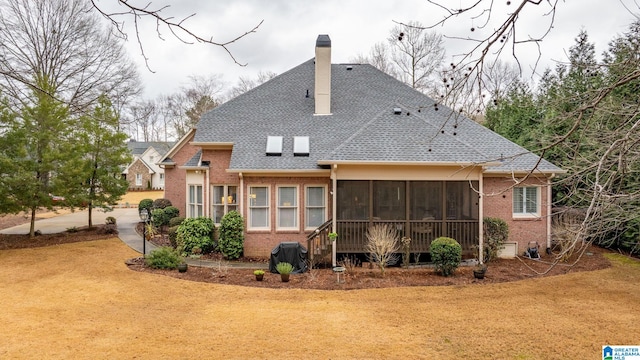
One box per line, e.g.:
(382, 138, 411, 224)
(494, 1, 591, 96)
(118, 191, 165, 206)
(1, 238, 639, 359)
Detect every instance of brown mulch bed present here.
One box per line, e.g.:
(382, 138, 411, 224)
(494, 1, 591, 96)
(0, 212, 612, 290)
(0, 226, 116, 250)
(124, 245, 612, 290)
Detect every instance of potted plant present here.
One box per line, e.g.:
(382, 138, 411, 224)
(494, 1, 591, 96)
(178, 262, 188, 273)
(473, 263, 487, 279)
(253, 269, 265, 281)
(276, 262, 294, 282)
(328, 232, 338, 241)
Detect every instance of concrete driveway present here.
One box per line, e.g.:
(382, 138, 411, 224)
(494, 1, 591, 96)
(0, 207, 156, 254)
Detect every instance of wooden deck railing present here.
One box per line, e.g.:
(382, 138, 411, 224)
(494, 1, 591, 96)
(335, 219, 478, 255)
(306, 219, 333, 264)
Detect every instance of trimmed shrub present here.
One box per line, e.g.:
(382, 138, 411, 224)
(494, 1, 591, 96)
(218, 211, 245, 260)
(97, 224, 118, 235)
(145, 246, 182, 269)
(105, 216, 117, 225)
(151, 208, 170, 228)
(169, 216, 186, 227)
(176, 217, 215, 255)
(168, 225, 180, 248)
(430, 237, 462, 277)
(163, 206, 179, 220)
(153, 198, 172, 210)
(138, 198, 153, 215)
(483, 217, 509, 262)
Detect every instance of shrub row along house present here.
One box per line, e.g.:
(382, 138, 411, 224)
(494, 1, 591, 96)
(160, 35, 563, 264)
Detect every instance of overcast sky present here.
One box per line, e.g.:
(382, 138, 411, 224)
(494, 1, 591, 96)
(103, 0, 639, 99)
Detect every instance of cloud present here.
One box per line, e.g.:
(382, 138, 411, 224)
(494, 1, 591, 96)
(109, 0, 639, 99)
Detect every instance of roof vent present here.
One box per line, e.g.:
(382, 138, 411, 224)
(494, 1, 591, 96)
(346, 65, 353, 70)
(266, 136, 283, 156)
(393, 107, 402, 115)
(293, 136, 310, 157)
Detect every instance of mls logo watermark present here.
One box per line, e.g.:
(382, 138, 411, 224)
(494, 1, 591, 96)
(603, 346, 640, 360)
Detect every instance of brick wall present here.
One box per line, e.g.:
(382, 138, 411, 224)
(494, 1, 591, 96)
(241, 175, 332, 258)
(483, 176, 550, 254)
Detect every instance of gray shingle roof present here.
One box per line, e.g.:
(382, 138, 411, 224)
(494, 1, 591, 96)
(193, 59, 562, 174)
(127, 141, 174, 156)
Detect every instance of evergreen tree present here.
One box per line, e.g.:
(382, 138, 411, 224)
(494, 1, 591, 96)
(64, 96, 131, 228)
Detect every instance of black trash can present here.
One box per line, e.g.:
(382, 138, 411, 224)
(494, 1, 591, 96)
(269, 242, 308, 274)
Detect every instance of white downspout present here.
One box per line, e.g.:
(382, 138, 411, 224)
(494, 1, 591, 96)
(332, 164, 337, 267)
(239, 172, 244, 216)
(205, 168, 210, 218)
(478, 174, 484, 263)
(547, 175, 554, 252)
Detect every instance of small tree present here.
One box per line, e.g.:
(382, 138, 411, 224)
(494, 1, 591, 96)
(430, 237, 462, 277)
(365, 224, 400, 277)
(218, 211, 244, 260)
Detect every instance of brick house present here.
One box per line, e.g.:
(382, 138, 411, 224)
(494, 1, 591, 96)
(160, 35, 564, 263)
(123, 141, 173, 190)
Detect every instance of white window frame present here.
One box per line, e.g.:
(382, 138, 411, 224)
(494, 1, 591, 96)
(277, 185, 299, 231)
(305, 185, 327, 230)
(513, 186, 540, 218)
(211, 185, 239, 224)
(188, 184, 203, 218)
(248, 185, 270, 230)
(159, 173, 165, 186)
(135, 173, 142, 186)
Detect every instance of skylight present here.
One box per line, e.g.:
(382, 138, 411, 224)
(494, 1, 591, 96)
(293, 136, 310, 156)
(266, 136, 283, 156)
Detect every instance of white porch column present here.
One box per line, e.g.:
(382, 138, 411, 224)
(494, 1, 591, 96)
(331, 164, 337, 267)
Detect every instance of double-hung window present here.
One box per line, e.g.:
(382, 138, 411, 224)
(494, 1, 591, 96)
(305, 186, 326, 229)
(513, 186, 539, 218)
(212, 185, 238, 224)
(277, 186, 298, 230)
(135, 173, 142, 186)
(188, 185, 203, 217)
(249, 186, 269, 229)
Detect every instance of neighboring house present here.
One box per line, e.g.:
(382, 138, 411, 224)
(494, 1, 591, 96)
(123, 141, 173, 190)
(161, 35, 564, 263)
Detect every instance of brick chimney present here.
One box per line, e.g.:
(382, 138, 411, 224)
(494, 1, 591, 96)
(314, 34, 331, 115)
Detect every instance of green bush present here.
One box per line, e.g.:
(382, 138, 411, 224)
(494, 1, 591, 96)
(163, 206, 179, 219)
(483, 217, 509, 262)
(168, 225, 180, 248)
(138, 198, 153, 215)
(168, 216, 186, 227)
(218, 211, 244, 260)
(176, 217, 215, 255)
(145, 246, 183, 269)
(430, 237, 462, 277)
(153, 198, 172, 210)
(151, 208, 170, 228)
(105, 216, 116, 225)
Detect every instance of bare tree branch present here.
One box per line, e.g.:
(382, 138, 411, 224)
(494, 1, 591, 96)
(89, 0, 263, 71)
